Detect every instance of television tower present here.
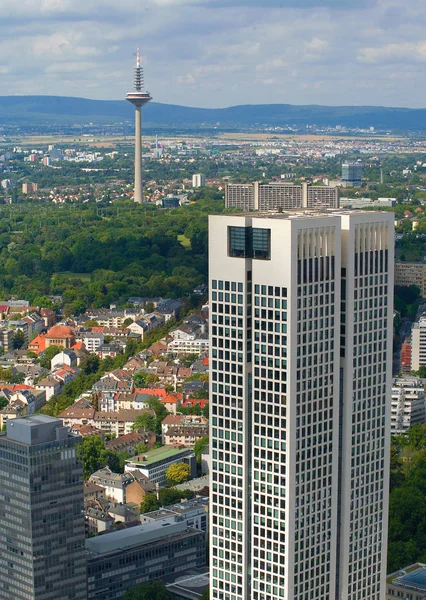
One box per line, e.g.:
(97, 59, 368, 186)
(126, 47, 152, 203)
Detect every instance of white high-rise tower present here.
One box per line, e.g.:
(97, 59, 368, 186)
(126, 47, 152, 204)
(209, 209, 394, 600)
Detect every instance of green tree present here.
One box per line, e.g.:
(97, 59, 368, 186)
(158, 487, 184, 506)
(134, 443, 148, 455)
(194, 436, 209, 463)
(166, 462, 190, 486)
(131, 413, 156, 433)
(133, 371, 147, 388)
(38, 345, 64, 369)
(140, 493, 160, 514)
(12, 329, 26, 349)
(200, 589, 209, 600)
(123, 580, 170, 600)
(146, 396, 169, 434)
(0, 397, 8, 410)
(80, 353, 101, 375)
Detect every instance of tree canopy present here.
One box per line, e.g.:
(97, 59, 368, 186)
(123, 580, 171, 600)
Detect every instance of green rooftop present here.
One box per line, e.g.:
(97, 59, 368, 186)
(127, 446, 190, 466)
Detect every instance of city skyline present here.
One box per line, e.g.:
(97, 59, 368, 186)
(1, 0, 426, 109)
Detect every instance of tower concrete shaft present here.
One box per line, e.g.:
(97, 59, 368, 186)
(126, 46, 152, 204)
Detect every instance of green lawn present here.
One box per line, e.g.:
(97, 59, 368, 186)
(177, 234, 191, 249)
(56, 272, 91, 281)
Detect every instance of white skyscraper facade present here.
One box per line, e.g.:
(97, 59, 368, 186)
(209, 210, 393, 600)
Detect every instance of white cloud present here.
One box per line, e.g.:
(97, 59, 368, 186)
(0, 0, 426, 108)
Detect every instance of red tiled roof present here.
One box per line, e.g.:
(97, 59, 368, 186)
(45, 325, 75, 339)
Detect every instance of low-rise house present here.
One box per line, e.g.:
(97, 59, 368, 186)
(52, 365, 78, 385)
(84, 481, 106, 503)
(156, 298, 182, 321)
(51, 349, 78, 369)
(40, 308, 56, 328)
(89, 467, 155, 504)
(36, 377, 61, 401)
(161, 394, 179, 415)
(105, 428, 156, 455)
(96, 344, 121, 360)
(58, 407, 96, 428)
(28, 333, 46, 354)
(93, 409, 155, 436)
(164, 425, 209, 448)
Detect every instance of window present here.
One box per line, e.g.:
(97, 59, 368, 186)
(228, 226, 271, 260)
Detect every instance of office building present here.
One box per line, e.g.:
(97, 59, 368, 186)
(225, 181, 339, 211)
(193, 173, 206, 188)
(411, 315, 426, 371)
(342, 162, 363, 186)
(126, 46, 152, 203)
(386, 563, 426, 600)
(125, 446, 197, 486)
(86, 518, 205, 600)
(209, 209, 393, 600)
(0, 415, 87, 600)
(390, 378, 425, 434)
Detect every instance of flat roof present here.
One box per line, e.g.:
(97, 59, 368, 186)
(85, 517, 188, 555)
(393, 566, 426, 591)
(127, 446, 191, 466)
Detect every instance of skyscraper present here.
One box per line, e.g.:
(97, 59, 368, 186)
(126, 47, 152, 204)
(209, 209, 393, 600)
(0, 415, 87, 600)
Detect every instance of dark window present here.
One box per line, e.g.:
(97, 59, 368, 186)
(229, 226, 249, 258)
(228, 226, 271, 260)
(252, 228, 271, 260)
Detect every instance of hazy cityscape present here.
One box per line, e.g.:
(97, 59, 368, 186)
(4, 1, 426, 600)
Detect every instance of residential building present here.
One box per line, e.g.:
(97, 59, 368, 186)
(411, 315, 426, 371)
(51, 349, 78, 369)
(77, 331, 104, 352)
(193, 173, 206, 188)
(36, 377, 61, 401)
(165, 425, 209, 448)
(0, 415, 87, 600)
(391, 378, 426, 433)
(105, 428, 156, 455)
(225, 181, 339, 211)
(209, 210, 393, 600)
(125, 446, 197, 486)
(86, 518, 205, 600)
(395, 261, 426, 297)
(168, 336, 209, 354)
(0, 327, 14, 352)
(342, 162, 363, 186)
(89, 466, 155, 504)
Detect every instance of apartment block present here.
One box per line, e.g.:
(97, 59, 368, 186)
(225, 182, 339, 211)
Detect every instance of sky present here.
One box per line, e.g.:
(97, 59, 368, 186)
(2, 0, 426, 108)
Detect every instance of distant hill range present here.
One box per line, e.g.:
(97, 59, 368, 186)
(1, 95, 426, 131)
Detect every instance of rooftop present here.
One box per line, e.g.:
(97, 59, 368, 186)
(127, 445, 192, 466)
(85, 517, 192, 556)
(391, 564, 426, 592)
